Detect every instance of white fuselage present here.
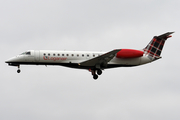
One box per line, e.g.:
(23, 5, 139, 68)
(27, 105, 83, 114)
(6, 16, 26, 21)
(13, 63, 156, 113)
(5, 32, 173, 79)
(6, 50, 152, 69)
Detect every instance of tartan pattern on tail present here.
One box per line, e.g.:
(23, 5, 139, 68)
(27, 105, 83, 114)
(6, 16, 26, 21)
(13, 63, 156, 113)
(144, 37, 165, 60)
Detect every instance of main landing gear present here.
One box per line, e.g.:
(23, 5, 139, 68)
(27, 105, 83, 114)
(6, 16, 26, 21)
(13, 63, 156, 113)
(17, 65, 21, 73)
(91, 69, 102, 80)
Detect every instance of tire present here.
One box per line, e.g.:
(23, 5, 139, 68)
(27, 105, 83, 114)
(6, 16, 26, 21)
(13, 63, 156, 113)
(17, 69, 21, 73)
(97, 69, 102, 75)
(93, 74, 98, 80)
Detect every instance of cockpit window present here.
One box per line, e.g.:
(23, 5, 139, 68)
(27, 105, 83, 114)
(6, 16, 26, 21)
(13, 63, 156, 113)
(20, 52, 26, 55)
(20, 51, 31, 55)
(26, 52, 31, 55)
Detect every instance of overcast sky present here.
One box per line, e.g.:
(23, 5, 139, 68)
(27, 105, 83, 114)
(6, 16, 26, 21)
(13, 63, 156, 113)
(1, 0, 180, 120)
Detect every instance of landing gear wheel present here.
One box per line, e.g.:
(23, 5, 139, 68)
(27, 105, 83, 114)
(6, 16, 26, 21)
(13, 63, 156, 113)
(97, 69, 102, 75)
(17, 69, 21, 73)
(93, 74, 98, 80)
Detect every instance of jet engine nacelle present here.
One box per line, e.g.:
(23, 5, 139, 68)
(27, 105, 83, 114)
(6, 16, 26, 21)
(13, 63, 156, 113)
(116, 49, 144, 58)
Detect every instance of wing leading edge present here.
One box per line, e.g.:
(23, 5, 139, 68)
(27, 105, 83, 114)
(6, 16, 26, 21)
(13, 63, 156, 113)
(79, 49, 121, 67)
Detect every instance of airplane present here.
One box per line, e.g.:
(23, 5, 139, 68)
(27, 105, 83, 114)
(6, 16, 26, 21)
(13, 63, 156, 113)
(5, 32, 174, 80)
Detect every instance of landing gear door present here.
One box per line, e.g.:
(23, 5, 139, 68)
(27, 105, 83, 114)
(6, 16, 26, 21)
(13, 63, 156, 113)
(34, 50, 40, 62)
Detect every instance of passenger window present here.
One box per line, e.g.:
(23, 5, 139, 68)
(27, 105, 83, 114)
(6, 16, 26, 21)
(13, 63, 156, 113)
(58, 54, 60, 56)
(67, 54, 69, 56)
(77, 54, 79, 57)
(82, 54, 84, 57)
(53, 54, 55, 56)
(44, 53, 46, 56)
(72, 54, 74, 57)
(48, 53, 50, 56)
(87, 54, 89, 57)
(93, 54, 95, 57)
(62, 54, 64, 56)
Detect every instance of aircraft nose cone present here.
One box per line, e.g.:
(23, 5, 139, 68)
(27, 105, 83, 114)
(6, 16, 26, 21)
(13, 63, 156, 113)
(5, 56, 23, 66)
(5, 57, 18, 63)
(5, 58, 12, 63)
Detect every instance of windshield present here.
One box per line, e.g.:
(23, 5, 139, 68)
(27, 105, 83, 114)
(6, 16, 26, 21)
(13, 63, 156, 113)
(20, 51, 31, 55)
(20, 52, 26, 55)
(26, 51, 31, 55)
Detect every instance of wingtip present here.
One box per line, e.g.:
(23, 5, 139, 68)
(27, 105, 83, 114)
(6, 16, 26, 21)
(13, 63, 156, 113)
(157, 32, 175, 39)
(169, 31, 175, 34)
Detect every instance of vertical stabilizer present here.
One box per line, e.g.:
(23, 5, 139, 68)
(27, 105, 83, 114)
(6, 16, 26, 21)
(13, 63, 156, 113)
(144, 32, 174, 60)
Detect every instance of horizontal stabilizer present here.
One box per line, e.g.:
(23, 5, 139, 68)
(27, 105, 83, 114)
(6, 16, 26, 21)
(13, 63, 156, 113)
(157, 32, 174, 40)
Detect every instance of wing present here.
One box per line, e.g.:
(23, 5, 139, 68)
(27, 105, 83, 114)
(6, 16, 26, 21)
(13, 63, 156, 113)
(79, 49, 121, 67)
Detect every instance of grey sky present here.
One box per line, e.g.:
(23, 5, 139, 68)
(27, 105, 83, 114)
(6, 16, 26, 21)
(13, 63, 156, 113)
(1, 0, 180, 120)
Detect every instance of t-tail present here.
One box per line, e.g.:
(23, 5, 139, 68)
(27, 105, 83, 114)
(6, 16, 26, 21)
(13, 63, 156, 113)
(143, 32, 174, 60)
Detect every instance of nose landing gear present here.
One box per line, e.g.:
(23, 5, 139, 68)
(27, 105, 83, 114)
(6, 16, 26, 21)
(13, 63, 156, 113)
(17, 65, 21, 73)
(17, 69, 21, 73)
